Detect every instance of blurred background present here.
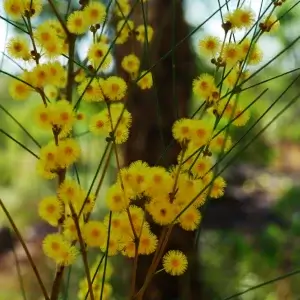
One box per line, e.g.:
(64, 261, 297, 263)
(1, 0, 300, 299)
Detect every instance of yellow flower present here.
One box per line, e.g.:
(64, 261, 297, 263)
(178, 207, 201, 231)
(114, 126, 130, 144)
(46, 61, 66, 87)
(210, 176, 226, 198)
(226, 8, 255, 29)
(33, 104, 53, 130)
(222, 43, 243, 66)
(23, 0, 43, 18)
(115, 0, 130, 18)
(189, 120, 213, 149)
(100, 234, 119, 256)
(9, 75, 32, 101)
(172, 118, 194, 142)
(7, 36, 31, 60)
(44, 85, 58, 100)
(57, 139, 81, 168)
(260, 15, 280, 33)
(43, 233, 78, 266)
(78, 78, 104, 102)
(192, 73, 216, 99)
(137, 71, 153, 90)
(138, 229, 158, 255)
(3, 0, 24, 20)
(121, 54, 140, 76)
(89, 110, 110, 135)
(67, 11, 89, 35)
(106, 183, 130, 212)
(191, 156, 212, 177)
(102, 76, 127, 101)
(198, 36, 221, 57)
(31, 64, 50, 88)
(34, 22, 58, 46)
(87, 42, 112, 70)
(38, 196, 63, 226)
(82, 221, 107, 247)
(39, 141, 59, 171)
(58, 179, 82, 204)
(210, 133, 232, 153)
(115, 20, 135, 44)
(163, 250, 188, 276)
(84, 1, 106, 25)
(147, 199, 174, 226)
(135, 25, 154, 43)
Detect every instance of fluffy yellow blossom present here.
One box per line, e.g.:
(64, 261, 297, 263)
(38, 196, 63, 226)
(7, 36, 31, 60)
(163, 250, 188, 276)
(135, 25, 154, 43)
(84, 1, 106, 25)
(137, 71, 153, 89)
(192, 73, 216, 100)
(3, 0, 24, 20)
(102, 76, 127, 101)
(198, 36, 221, 57)
(121, 54, 140, 76)
(82, 221, 107, 247)
(67, 11, 89, 35)
(87, 42, 112, 70)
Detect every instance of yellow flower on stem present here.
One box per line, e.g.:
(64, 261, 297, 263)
(38, 196, 63, 226)
(163, 250, 188, 276)
(82, 220, 107, 247)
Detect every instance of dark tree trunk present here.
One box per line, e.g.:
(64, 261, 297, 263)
(115, 0, 201, 299)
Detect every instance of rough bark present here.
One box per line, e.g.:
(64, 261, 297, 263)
(115, 0, 200, 299)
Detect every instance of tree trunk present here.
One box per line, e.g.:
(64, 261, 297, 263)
(115, 0, 202, 299)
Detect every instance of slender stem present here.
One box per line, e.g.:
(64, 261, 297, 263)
(69, 204, 95, 300)
(0, 199, 50, 300)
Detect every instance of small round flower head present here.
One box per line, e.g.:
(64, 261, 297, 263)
(89, 110, 110, 135)
(191, 156, 212, 177)
(3, 0, 24, 20)
(87, 42, 112, 70)
(46, 61, 66, 87)
(9, 75, 32, 101)
(39, 141, 59, 171)
(115, 0, 131, 18)
(63, 217, 81, 241)
(137, 71, 153, 90)
(84, 1, 106, 26)
(198, 36, 221, 57)
(147, 199, 175, 226)
(58, 179, 82, 204)
(57, 139, 81, 168)
(163, 250, 188, 276)
(116, 20, 135, 44)
(210, 133, 232, 153)
(102, 76, 127, 101)
(233, 107, 250, 126)
(44, 85, 58, 100)
(227, 8, 255, 29)
(222, 42, 243, 66)
(100, 234, 119, 256)
(178, 207, 201, 231)
(34, 22, 58, 46)
(43, 233, 78, 266)
(106, 183, 130, 212)
(138, 228, 158, 255)
(31, 64, 50, 88)
(7, 36, 31, 60)
(114, 126, 130, 144)
(210, 176, 226, 198)
(38, 196, 63, 226)
(260, 15, 280, 33)
(135, 25, 154, 43)
(121, 54, 140, 76)
(190, 119, 213, 149)
(33, 104, 53, 130)
(82, 220, 107, 247)
(192, 73, 216, 99)
(172, 118, 194, 142)
(67, 11, 89, 35)
(239, 38, 263, 65)
(78, 78, 104, 102)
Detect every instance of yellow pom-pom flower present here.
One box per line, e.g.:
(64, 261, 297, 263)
(9, 76, 32, 101)
(77, 78, 104, 102)
(38, 196, 63, 226)
(137, 71, 153, 90)
(106, 183, 130, 212)
(87, 42, 112, 70)
(222, 42, 243, 66)
(163, 250, 188, 276)
(115, 20, 135, 44)
(178, 207, 201, 231)
(210, 176, 226, 198)
(121, 54, 140, 76)
(135, 25, 154, 43)
(43, 233, 78, 266)
(82, 221, 107, 247)
(227, 8, 255, 29)
(103, 76, 127, 101)
(84, 1, 106, 25)
(198, 35, 221, 57)
(57, 139, 81, 168)
(138, 229, 158, 255)
(67, 11, 89, 35)
(172, 118, 194, 142)
(58, 179, 82, 204)
(7, 36, 31, 60)
(192, 73, 216, 99)
(3, 0, 24, 20)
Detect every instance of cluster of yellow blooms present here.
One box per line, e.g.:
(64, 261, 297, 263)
(2, 0, 284, 298)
